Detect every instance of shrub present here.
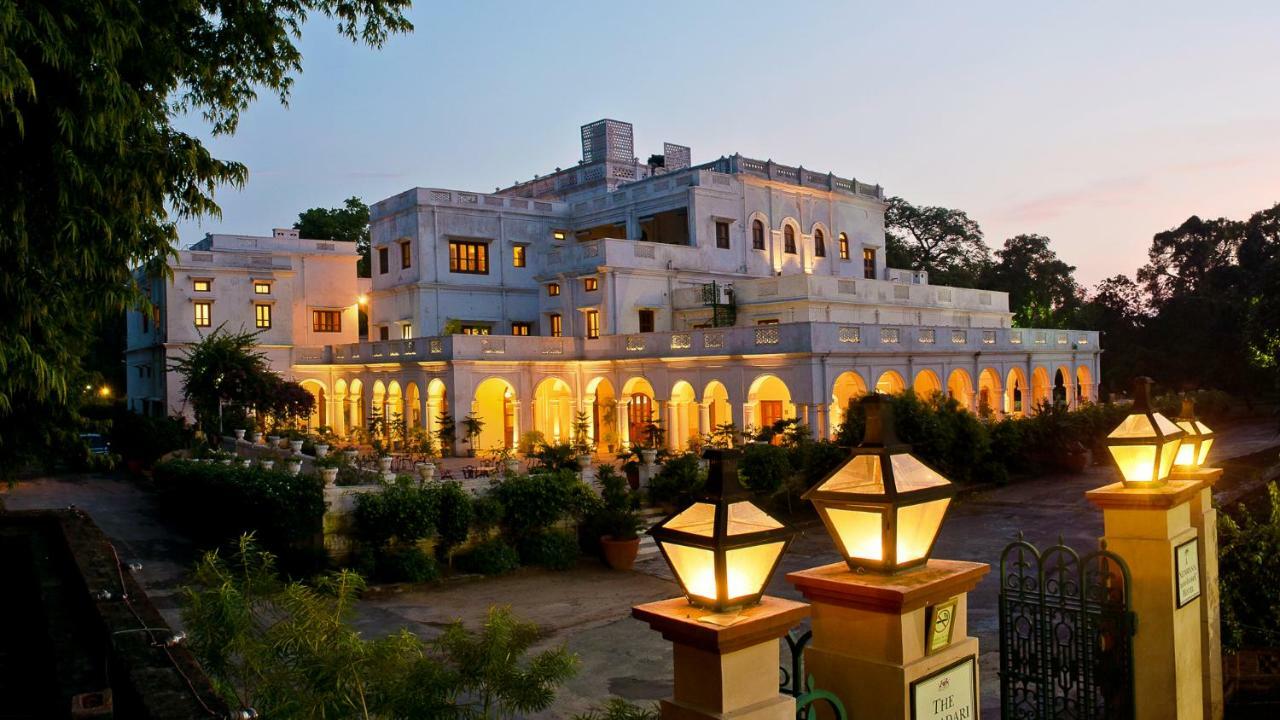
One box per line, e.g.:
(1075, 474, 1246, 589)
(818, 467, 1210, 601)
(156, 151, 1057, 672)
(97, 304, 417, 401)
(352, 479, 439, 548)
(375, 545, 440, 584)
(494, 469, 594, 542)
(648, 452, 704, 507)
(517, 529, 580, 570)
(152, 460, 325, 570)
(456, 537, 520, 575)
(434, 481, 474, 561)
(740, 443, 791, 495)
(574, 699, 660, 720)
(108, 410, 194, 467)
(1219, 483, 1280, 651)
(471, 494, 505, 535)
(531, 441, 578, 471)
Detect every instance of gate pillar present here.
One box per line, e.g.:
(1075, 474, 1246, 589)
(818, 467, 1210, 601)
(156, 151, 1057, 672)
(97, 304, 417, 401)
(1170, 466, 1224, 720)
(787, 560, 988, 720)
(633, 597, 809, 720)
(1086, 480, 1205, 720)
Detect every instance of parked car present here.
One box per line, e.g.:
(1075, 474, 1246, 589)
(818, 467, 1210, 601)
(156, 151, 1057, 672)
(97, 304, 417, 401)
(81, 433, 110, 456)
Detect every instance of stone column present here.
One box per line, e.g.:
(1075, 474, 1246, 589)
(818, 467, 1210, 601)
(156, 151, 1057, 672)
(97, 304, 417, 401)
(508, 400, 521, 450)
(742, 402, 756, 435)
(616, 400, 630, 450)
(788, 560, 989, 720)
(666, 401, 680, 452)
(1086, 480, 1205, 720)
(829, 402, 843, 440)
(698, 401, 711, 438)
(633, 597, 809, 720)
(1170, 467, 1225, 720)
(426, 399, 438, 435)
(795, 403, 812, 438)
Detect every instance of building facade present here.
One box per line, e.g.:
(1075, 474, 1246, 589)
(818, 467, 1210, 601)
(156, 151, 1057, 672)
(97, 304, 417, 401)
(129, 120, 1101, 453)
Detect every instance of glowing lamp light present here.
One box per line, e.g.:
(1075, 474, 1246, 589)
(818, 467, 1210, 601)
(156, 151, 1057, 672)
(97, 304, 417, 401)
(802, 394, 955, 574)
(1104, 377, 1184, 488)
(357, 294, 369, 305)
(649, 449, 795, 612)
(1172, 397, 1215, 471)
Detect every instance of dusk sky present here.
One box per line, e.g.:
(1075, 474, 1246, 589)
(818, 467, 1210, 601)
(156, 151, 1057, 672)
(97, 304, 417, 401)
(176, 1, 1280, 287)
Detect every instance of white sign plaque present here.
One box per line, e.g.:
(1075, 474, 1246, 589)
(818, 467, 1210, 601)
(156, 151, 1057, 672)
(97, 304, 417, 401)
(1176, 537, 1201, 608)
(911, 656, 977, 720)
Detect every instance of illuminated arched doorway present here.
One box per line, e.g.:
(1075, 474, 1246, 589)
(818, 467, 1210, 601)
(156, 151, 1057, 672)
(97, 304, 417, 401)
(947, 369, 974, 410)
(875, 370, 906, 395)
(669, 381, 697, 451)
(702, 380, 732, 438)
(978, 368, 1002, 417)
(585, 377, 617, 452)
(1076, 366, 1093, 404)
(426, 379, 448, 436)
(1031, 367, 1051, 412)
(371, 380, 387, 436)
(1006, 368, 1027, 416)
(533, 377, 574, 444)
(333, 379, 348, 435)
(913, 370, 943, 400)
(300, 380, 326, 430)
(472, 377, 516, 451)
(747, 374, 794, 439)
(830, 371, 868, 439)
(347, 378, 364, 436)
(622, 377, 657, 448)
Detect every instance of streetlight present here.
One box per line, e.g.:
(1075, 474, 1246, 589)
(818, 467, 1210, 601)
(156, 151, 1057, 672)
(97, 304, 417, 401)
(1172, 397, 1215, 471)
(649, 448, 794, 612)
(802, 393, 955, 574)
(1104, 376, 1184, 488)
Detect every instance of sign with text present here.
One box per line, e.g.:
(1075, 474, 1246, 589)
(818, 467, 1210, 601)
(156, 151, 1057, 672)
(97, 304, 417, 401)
(1175, 537, 1201, 608)
(911, 656, 976, 720)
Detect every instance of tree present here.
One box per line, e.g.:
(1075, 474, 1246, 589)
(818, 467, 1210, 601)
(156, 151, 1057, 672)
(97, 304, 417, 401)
(1136, 215, 1243, 305)
(1074, 275, 1147, 394)
(884, 196, 991, 287)
(982, 234, 1082, 328)
(295, 197, 372, 277)
(0, 1, 411, 476)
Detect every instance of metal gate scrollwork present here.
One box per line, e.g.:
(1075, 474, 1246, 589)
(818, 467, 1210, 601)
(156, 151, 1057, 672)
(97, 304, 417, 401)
(780, 629, 848, 720)
(999, 533, 1136, 719)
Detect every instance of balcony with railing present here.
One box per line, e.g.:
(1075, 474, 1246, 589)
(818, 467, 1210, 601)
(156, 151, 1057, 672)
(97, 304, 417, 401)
(671, 274, 1011, 315)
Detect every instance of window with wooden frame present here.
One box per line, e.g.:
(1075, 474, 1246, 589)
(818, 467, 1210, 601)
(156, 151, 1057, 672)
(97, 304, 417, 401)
(512, 245, 527, 268)
(461, 325, 491, 336)
(254, 281, 271, 294)
(378, 247, 389, 274)
(715, 221, 730, 249)
(839, 233, 850, 260)
(547, 283, 560, 296)
(193, 279, 211, 292)
(583, 277, 599, 292)
(549, 314, 562, 337)
(449, 240, 489, 274)
(400, 240, 412, 269)
(254, 303, 271, 329)
(752, 219, 765, 250)
(401, 323, 413, 339)
(863, 248, 877, 279)
(814, 229, 826, 257)
(312, 310, 341, 332)
(585, 309, 600, 339)
(784, 225, 797, 254)
(511, 322, 531, 336)
(638, 309, 655, 333)
(193, 301, 211, 327)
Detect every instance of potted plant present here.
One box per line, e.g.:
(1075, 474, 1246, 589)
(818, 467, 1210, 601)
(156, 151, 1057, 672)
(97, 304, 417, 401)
(285, 457, 303, 476)
(240, 458, 253, 468)
(416, 461, 436, 483)
(461, 412, 485, 458)
(342, 445, 359, 463)
(572, 410, 594, 468)
(233, 428, 246, 442)
(315, 454, 341, 486)
(435, 412, 456, 456)
(260, 458, 275, 470)
(638, 419, 663, 466)
(595, 464, 643, 571)
(488, 446, 519, 476)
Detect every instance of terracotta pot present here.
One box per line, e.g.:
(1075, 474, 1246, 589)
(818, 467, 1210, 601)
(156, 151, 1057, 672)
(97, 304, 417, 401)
(600, 535, 640, 571)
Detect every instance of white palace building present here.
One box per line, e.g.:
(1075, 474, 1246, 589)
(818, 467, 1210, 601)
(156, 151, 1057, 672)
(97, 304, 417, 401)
(128, 119, 1101, 454)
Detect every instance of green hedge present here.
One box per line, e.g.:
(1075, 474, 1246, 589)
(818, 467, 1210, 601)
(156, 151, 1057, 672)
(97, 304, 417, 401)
(152, 460, 325, 570)
(1219, 483, 1280, 651)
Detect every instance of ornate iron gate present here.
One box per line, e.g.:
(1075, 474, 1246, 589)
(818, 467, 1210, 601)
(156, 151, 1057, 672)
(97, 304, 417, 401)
(998, 534, 1136, 719)
(780, 629, 847, 720)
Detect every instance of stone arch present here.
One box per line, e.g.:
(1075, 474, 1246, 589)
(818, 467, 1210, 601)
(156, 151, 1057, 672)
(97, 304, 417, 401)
(702, 380, 732, 437)
(533, 377, 574, 444)
(947, 369, 974, 410)
(622, 377, 657, 448)
(333, 379, 349, 435)
(781, 218, 800, 254)
(747, 374, 794, 434)
(1053, 365, 1073, 408)
(347, 378, 364, 435)
(747, 211, 770, 251)
(830, 371, 868, 439)
(386, 381, 404, 444)
(810, 222, 830, 258)
(584, 377, 618, 452)
(471, 377, 516, 451)
(875, 370, 906, 395)
(669, 380, 698, 451)
(1005, 368, 1027, 416)
(299, 379, 327, 430)
(371, 380, 387, 434)
(978, 368, 1002, 417)
(1031, 367, 1052, 411)
(405, 382, 421, 429)
(913, 369, 943, 400)
(1076, 365, 1093, 404)
(426, 378, 448, 436)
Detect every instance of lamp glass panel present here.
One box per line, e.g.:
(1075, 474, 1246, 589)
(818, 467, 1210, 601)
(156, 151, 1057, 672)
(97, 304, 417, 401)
(1156, 438, 1182, 480)
(825, 506, 884, 561)
(659, 542, 716, 601)
(1152, 413, 1182, 437)
(726, 501, 783, 535)
(888, 454, 951, 491)
(1108, 413, 1158, 440)
(665, 502, 716, 537)
(814, 455, 885, 495)
(724, 541, 786, 599)
(1197, 436, 1214, 466)
(1174, 441, 1197, 468)
(1108, 444, 1158, 483)
(895, 498, 950, 563)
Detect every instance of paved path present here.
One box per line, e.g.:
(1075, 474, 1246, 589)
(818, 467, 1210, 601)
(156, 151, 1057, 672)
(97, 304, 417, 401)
(3, 419, 1275, 717)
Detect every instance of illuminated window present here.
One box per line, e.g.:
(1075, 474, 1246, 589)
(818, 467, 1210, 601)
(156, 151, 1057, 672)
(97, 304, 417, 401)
(401, 323, 413, 340)
(379, 325, 389, 340)
(757, 318, 779, 325)
(638, 309, 655, 333)
(814, 229, 826, 257)
(254, 281, 271, 294)
(583, 277, 599, 292)
(784, 225, 797, 254)
(511, 322, 531, 336)
(193, 279, 211, 292)
(715, 221, 730, 249)
(449, 240, 489, 274)
(512, 245, 526, 268)
(553, 230, 567, 240)
(193, 301, 211, 327)
(461, 325, 490, 335)
(863, 248, 876, 279)
(547, 283, 560, 296)
(400, 240, 412, 269)
(752, 219, 765, 250)
(585, 310, 600, 339)
(255, 303, 271, 329)
(549, 314, 562, 337)
(312, 310, 341, 332)
(839, 233, 850, 260)
(378, 247, 388, 274)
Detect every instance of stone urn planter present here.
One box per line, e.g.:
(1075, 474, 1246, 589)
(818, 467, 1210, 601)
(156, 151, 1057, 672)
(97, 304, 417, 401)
(343, 449, 359, 463)
(267, 435, 280, 448)
(600, 536, 640, 571)
(504, 458, 520, 476)
(251, 432, 264, 445)
(233, 429, 246, 442)
(320, 467, 339, 486)
(286, 459, 303, 476)
(417, 462, 436, 483)
(639, 449, 657, 466)
(314, 444, 329, 459)
(576, 454, 593, 469)
(290, 439, 304, 455)
(220, 458, 233, 466)
(240, 459, 253, 468)
(378, 456, 393, 473)
(260, 459, 275, 470)
(381, 470, 395, 484)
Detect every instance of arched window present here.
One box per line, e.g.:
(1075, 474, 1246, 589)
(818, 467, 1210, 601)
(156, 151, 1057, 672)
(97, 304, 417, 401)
(814, 228, 826, 257)
(838, 232, 849, 260)
(752, 219, 765, 250)
(784, 225, 796, 254)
